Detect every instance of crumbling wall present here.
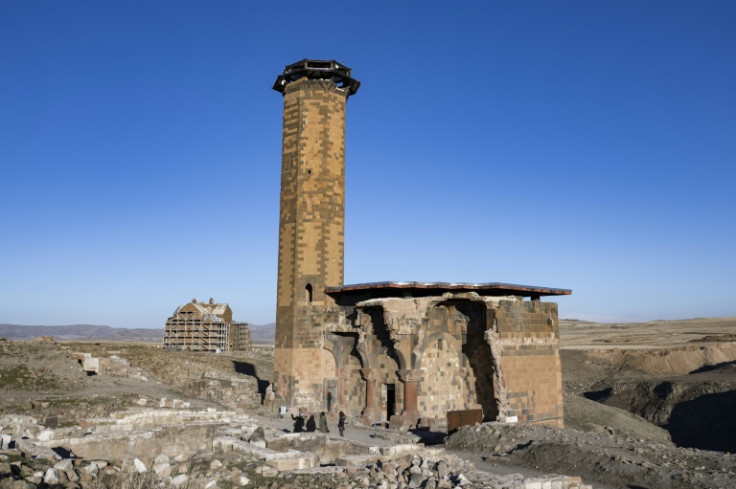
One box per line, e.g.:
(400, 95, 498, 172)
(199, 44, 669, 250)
(494, 299, 564, 426)
(417, 331, 467, 420)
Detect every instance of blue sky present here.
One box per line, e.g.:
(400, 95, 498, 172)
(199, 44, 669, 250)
(2, 1, 735, 328)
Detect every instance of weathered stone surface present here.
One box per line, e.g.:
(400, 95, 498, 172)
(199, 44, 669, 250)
(84, 463, 98, 476)
(53, 459, 74, 472)
(133, 458, 148, 473)
(153, 462, 171, 477)
(43, 468, 60, 484)
(15, 438, 60, 461)
(171, 474, 189, 486)
(237, 475, 250, 486)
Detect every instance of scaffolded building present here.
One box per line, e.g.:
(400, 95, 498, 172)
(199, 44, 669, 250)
(164, 298, 250, 352)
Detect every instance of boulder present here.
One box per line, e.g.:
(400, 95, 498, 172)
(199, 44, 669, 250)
(66, 468, 80, 482)
(43, 468, 60, 485)
(54, 459, 74, 472)
(237, 475, 250, 486)
(154, 454, 170, 465)
(171, 474, 189, 486)
(15, 439, 60, 461)
(133, 458, 148, 473)
(153, 462, 171, 478)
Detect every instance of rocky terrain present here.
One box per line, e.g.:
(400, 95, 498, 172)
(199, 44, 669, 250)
(1, 316, 735, 488)
(446, 416, 735, 489)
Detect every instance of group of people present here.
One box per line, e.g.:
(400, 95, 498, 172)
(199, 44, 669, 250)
(290, 411, 347, 437)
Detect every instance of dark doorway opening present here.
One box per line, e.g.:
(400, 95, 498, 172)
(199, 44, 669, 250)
(305, 283, 313, 303)
(326, 391, 333, 412)
(386, 384, 396, 421)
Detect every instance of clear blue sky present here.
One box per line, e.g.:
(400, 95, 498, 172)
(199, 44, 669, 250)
(2, 1, 735, 328)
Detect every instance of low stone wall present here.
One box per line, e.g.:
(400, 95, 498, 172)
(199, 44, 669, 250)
(2, 405, 593, 489)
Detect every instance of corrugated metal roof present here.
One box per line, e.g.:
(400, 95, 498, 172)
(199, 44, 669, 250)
(325, 281, 571, 297)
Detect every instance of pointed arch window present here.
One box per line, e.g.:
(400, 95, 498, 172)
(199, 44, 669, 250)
(305, 283, 313, 303)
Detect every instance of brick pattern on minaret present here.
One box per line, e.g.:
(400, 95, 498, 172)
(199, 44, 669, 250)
(272, 63, 356, 409)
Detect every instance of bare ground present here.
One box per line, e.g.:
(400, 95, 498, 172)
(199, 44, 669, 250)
(2, 316, 736, 488)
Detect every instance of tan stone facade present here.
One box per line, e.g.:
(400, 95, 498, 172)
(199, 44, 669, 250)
(164, 298, 250, 352)
(321, 286, 567, 429)
(271, 60, 570, 428)
(272, 61, 358, 408)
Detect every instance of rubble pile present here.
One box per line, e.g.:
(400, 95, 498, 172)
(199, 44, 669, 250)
(1, 407, 595, 489)
(446, 422, 736, 489)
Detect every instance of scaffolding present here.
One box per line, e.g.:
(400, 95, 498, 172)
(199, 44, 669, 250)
(163, 299, 250, 352)
(229, 322, 251, 351)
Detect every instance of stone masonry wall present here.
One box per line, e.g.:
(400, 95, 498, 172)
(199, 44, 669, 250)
(494, 299, 564, 426)
(273, 77, 350, 411)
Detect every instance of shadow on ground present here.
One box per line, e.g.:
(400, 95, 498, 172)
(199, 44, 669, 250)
(233, 361, 270, 402)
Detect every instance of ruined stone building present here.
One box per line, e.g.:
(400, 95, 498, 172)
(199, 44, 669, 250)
(271, 59, 571, 429)
(164, 298, 250, 352)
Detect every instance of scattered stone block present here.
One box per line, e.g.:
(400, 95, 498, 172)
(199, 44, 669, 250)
(43, 468, 59, 485)
(66, 468, 80, 482)
(53, 459, 74, 472)
(84, 464, 98, 477)
(133, 458, 148, 473)
(15, 439, 61, 461)
(153, 462, 171, 477)
(171, 474, 189, 486)
(154, 454, 170, 465)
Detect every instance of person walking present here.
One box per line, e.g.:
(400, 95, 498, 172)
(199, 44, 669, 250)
(338, 411, 346, 437)
(318, 412, 329, 433)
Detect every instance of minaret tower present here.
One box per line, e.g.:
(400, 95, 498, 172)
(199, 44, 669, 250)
(272, 60, 360, 409)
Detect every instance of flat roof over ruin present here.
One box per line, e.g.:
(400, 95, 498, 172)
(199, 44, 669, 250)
(325, 281, 572, 299)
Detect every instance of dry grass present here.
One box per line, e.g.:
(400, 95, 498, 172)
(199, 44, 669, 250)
(93, 472, 210, 489)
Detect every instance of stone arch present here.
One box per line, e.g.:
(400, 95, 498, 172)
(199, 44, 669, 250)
(343, 351, 365, 417)
(365, 306, 408, 370)
(414, 330, 466, 424)
(414, 298, 500, 424)
(457, 301, 499, 422)
(323, 333, 363, 415)
(353, 343, 370, 370)
(412, 330, 460, 369)
(305, 283, 313, 303)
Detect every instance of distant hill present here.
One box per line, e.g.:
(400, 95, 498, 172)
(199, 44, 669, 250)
(0, 324, 163, 342)
(249, 323, 275, 344)
(0, 322, 276, 344)
(559, 316, 736, 349)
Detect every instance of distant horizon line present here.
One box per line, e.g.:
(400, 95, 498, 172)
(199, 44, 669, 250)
(3, 315, 736, 329)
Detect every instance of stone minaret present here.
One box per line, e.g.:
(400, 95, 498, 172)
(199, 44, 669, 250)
(272, 60, 360, 410)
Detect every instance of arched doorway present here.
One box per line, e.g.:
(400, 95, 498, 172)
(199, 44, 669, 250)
(458, 302, 498, 421)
